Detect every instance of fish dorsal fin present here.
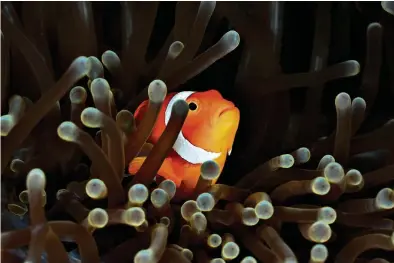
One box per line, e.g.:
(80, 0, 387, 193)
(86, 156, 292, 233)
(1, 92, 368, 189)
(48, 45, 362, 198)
(165, 91, 221, 164)
(134, 100, 149, 125)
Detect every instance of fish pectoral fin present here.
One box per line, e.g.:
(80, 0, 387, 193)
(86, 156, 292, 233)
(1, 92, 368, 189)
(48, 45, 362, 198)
(128, 157, 147, 175)
(156, 158, 182, 187)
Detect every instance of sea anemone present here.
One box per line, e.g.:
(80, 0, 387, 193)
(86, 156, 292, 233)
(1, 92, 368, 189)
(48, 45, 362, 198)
(1, 1, 394, 263)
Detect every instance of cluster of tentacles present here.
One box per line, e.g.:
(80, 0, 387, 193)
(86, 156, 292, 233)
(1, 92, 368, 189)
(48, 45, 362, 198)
(2, 65, 394, 263)
(1, 1, 394, 263)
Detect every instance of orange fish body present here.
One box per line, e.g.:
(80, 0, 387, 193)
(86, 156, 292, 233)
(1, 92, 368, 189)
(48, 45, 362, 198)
(128, 90, 240, 197)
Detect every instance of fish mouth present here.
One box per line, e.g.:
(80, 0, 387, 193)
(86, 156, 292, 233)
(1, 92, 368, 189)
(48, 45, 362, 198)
(217, 105, 239, 157)
(219, 105, 237, 118)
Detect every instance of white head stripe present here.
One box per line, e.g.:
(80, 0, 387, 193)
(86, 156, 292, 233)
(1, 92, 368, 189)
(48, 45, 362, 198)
(165, 91, 221, 164)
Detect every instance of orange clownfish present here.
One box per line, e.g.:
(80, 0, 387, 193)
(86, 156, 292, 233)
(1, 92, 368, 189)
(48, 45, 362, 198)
(128, 90, 240, 196)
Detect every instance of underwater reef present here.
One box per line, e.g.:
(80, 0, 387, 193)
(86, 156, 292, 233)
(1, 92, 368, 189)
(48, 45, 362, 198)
(1, 1, 394, 263)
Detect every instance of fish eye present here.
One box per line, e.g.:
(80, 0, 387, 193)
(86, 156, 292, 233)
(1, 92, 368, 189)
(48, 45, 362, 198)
(188, 102, 198, 111)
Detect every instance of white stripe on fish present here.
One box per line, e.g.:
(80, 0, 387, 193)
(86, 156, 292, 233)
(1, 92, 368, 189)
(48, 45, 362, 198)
(165, 91, 221, 164)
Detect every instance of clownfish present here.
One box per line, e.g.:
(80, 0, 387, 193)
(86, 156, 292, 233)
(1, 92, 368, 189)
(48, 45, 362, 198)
(128, 90, 240, 196)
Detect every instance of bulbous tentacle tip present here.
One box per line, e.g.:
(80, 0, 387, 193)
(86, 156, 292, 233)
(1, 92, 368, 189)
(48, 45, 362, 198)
(90, 78, 110, 97)
(148, 80, 167, 103)
(134, 249, 154, 263)
(57, 121, 79, 142)
(172, 99, 189, 118)
(72, 56, 89, 73)
(69, 86, 87, 104)
(26, 168, 46, 190)
(80, 107, 102, 128)
(222, 30, 241, 50)
(382, 1, 394, 15)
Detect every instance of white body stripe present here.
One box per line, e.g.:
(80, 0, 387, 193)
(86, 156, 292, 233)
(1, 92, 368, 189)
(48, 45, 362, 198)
(165, 91, 221, 164)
